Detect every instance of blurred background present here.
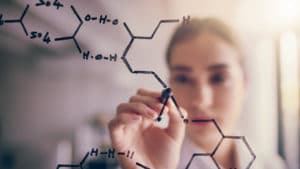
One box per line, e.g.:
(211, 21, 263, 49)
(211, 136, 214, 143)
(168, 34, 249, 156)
(0, 0, 299, 169)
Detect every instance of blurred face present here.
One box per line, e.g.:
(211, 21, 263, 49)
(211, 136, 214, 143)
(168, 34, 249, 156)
(169, 32, 246, 146)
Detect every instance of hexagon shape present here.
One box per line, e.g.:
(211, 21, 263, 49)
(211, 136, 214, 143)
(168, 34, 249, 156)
(212, 136, 256, 169)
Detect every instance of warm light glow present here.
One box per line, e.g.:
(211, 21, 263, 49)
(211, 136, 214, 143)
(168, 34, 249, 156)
(269, 0, 300, 27)
(277, 0, 300, 24)
(279, 31, 299, 115)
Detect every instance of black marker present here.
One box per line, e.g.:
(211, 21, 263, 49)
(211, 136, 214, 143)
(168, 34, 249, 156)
(157, 88, 172, 121)
(160, 87, 172, 103)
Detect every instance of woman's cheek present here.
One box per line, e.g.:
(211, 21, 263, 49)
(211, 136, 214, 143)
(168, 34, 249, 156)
(176, 90, 192, 110)
(173, 85, 193, 101)
(214, 83, 243, 128)
(213, 85, 238, 114)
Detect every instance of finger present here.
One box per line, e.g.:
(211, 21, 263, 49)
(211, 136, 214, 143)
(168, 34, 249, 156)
(109, 115, 140, 151)
(165, 99, 187, 141)
(108, 117, 125, 148)
(117, 102, 158, 119)
(136, 88, 161, 99)
(116, 111, 142, 125)
(129, 95, 164, 112)
(109, 103, 145, 134)
(109, 112, 140, 137)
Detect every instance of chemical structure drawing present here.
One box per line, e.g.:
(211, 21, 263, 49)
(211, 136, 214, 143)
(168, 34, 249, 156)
(120, 15, 256, 168)
(0, 4, 29, 36)
(56, 151, 89, 169)
(1, 3, 57, 45)
(121, 17, 192, 123)
(184, 119, 223, 169)
(121, 17, 190, 89)
(1, 1, 256, 169)
(54, 5, 83, 54)
(1, 1, 120, 62)
(212, 136, 256, 169)
(1, 1, 66, 45)
(54, 5, 120, 62)
(185, 120, 256, 169)
(56, 147, 149, 169)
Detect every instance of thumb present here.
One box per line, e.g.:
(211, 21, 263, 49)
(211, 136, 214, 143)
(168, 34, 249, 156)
(165, 99, 187, 142)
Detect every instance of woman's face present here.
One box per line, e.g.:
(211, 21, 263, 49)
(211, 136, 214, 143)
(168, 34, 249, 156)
(169, 32, 246, 145)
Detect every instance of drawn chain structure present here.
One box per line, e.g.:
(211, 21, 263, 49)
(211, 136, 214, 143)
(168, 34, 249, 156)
(0, 1, 256, 169)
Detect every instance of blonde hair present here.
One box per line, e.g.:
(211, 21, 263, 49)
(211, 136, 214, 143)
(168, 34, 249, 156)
(166, 18, 244, 71)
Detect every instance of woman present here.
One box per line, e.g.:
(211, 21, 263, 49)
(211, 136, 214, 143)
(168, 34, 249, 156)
(109, 18, 286, 169)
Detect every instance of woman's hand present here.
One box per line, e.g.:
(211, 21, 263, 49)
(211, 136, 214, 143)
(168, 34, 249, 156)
(109, 88, 186, 169)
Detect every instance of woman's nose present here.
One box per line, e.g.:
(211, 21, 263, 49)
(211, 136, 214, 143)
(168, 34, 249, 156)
(190, 83, 213, 109)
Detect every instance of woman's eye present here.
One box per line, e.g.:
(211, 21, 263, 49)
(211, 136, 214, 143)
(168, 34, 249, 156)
(173, 75, 190, 84)
(210, 73, 225, 84)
